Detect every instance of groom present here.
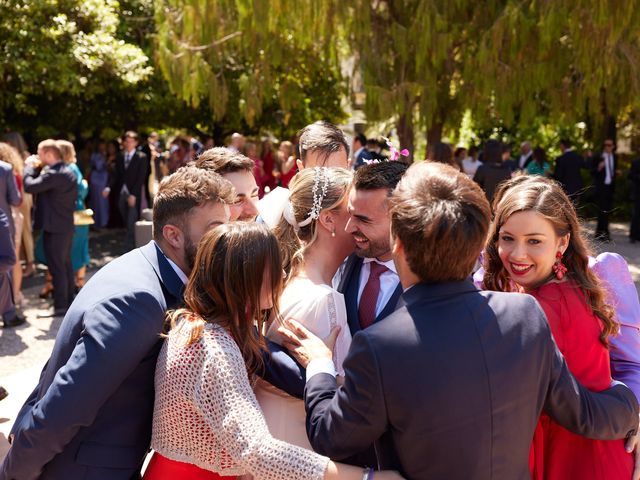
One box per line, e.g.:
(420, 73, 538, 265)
(339, 161, 408, 335)
(283, 162, 639, 478)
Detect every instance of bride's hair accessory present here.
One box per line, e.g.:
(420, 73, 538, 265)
(283, 167, 329, 231)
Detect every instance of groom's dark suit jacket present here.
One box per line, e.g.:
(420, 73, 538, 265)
(305, 280, 639, 479)
(3, 241, 304, 480)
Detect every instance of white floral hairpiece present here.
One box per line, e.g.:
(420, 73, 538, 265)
(284, 167, 329, 231)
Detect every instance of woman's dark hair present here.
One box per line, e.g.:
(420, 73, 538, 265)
(532, 147, 546, 169)
(168, 222, 283, 374)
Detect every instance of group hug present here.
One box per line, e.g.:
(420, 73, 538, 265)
(2, 123, 640, 480)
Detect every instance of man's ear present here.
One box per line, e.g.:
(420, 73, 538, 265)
(296, 159, 304, 171)
(391, 233, 404, 257)
(162, 224, 184, 250)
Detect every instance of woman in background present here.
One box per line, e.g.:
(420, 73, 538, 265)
(1, 132, 34, 279)
(274, 141, 296, 188)
(527, 147, 551, 177)
(89, 140, 110, 228)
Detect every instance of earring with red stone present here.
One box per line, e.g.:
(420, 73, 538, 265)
(552, 251, 568, 280)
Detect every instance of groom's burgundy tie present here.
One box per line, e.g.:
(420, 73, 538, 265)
(359, 262, 388, 330)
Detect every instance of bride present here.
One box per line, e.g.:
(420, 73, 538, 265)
(255, 167, 354, 449)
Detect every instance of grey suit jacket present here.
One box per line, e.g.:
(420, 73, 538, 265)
(305, 280, 639, 479)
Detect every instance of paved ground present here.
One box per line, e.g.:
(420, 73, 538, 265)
(1, 221, 639, 464)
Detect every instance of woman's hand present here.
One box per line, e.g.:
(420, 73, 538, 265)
(277, 319, 340, 369)
(625, 414, 640, 480)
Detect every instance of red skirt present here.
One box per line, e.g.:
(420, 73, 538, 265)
(143, 453, 238, 480)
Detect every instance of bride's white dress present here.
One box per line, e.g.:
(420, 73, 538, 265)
(254, 276, 352, 450)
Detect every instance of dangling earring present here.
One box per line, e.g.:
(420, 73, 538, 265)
(552, 251, 568, 280)
(331, 229, 336, 238)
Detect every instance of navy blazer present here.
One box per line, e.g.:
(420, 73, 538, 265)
(110, 149, 148, 202)
(3, 241, 183, 480)
(305, 280, 639, 479)
(24, 162, 76, 233)
(338, 254, 403, 336)
(553, 150, 585, 198)
(2, 240, 305, 480)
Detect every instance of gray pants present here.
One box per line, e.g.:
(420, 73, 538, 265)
(118, 191, 140, 252)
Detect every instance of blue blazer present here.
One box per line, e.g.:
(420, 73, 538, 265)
(2, 240, 305, 480)
(3, 241, 183, 480)
(338, 254, 403, 336)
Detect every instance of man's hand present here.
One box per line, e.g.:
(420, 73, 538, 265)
(625, 415, 640, 480)
(277, 319, 340, 369)
(127, 194, 136, 207)
(102, 188, 110, 198)
(598, 160, 605, 172)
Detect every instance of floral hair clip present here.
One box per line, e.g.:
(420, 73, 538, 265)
(363, 137, 410, 165)
(385, 137, 410, 161)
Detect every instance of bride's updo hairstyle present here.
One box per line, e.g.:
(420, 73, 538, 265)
(274, 167, 352, 282)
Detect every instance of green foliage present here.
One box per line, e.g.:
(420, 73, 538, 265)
(154, 0, 346, 135)
(0, 0, 152, 121)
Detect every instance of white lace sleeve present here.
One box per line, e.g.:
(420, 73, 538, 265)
(194, 328, 328, 480)
(310, 291, 352, 376)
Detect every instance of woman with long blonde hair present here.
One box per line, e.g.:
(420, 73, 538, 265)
(483, 176, 632, 479)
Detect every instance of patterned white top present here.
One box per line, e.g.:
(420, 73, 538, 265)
(151, 319, 329, 479)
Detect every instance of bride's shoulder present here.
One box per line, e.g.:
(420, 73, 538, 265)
(281, 278, 342, 309)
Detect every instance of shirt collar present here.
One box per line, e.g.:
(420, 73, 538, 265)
(363, 256, 398, 274)
(153, 240, 189, 284)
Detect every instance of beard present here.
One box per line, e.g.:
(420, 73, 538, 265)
(353, 234, 390, 260)
(184, 235, 198, 271)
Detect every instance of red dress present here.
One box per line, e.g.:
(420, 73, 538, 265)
(529, 281, 633, 479)
(143, 453, 237, 480)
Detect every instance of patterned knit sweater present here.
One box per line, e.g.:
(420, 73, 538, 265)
(151, 320, 328, 479)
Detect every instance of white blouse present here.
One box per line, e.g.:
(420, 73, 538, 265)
(255, 277, 352, 450)
(151, 320, 328, 479)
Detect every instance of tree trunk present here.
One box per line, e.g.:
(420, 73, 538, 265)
(396, 113, 415, 163)
(426, 121, 444, 145)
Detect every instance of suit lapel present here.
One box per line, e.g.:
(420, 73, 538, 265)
(343, 256, 364, 335)
(376, 282, 403, 322)
(139, 241, 184, 308)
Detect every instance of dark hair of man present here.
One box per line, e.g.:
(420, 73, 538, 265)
(152, 165, 234, 241)
(123, 131, 139, 142)
(389, 162, 491, 282)
(194, 147, 255, 175)
(483, 139, 502, 165)
(354, 132, 367, 147)
(559, 138, 571, 149)
(352, 161, 409, 193)
(297, 121, 349, 166)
